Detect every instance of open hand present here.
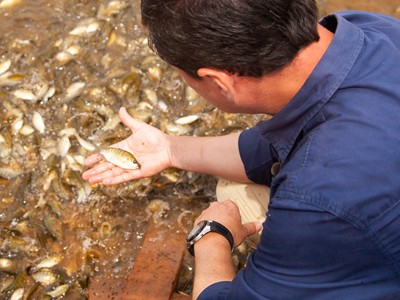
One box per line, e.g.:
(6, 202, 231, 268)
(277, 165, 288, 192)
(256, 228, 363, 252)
(82, 107, 171, 185)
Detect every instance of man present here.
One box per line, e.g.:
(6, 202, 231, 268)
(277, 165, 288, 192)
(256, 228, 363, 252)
(83, 0, 400, 299)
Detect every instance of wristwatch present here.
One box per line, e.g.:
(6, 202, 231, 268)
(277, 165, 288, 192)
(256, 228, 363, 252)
(186, 220, 234, 256)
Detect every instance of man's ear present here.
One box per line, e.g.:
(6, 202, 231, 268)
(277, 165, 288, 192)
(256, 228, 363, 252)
(197, 68, 235, 97)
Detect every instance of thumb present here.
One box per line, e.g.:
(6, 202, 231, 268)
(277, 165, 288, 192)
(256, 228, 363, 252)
(243, 222, 262, 237)
(119, 107, 142, 131)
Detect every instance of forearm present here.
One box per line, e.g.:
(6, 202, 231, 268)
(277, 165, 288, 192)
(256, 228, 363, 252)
(192, 233, 235, 299)
(167, 132, 250, 183)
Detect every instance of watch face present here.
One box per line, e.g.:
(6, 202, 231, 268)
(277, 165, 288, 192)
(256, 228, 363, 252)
(187, 220, 207, 242)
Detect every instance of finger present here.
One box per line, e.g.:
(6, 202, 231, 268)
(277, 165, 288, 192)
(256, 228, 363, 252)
(119, 107, 144, 131)
(209, 201, 218, 207)
(194, 212, 205, 225)
(84, 153, 102, 166)
(220, 199, 238, 209)
(83, 164, 121, 183)
(243, 222, 263, 237)
(88, 166, 127, 183)
(103, 170, 141, 185)
(82, 161, 115, 180)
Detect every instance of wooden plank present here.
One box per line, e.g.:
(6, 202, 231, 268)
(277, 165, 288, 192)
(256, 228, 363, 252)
(121, 220, 187, 300)
(86, 276, 127, 300)
(86, 219, 187, 300)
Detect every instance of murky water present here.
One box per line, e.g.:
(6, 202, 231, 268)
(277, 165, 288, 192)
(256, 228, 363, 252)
(0, 0, 398, 299)
(318, 0, 400, 17)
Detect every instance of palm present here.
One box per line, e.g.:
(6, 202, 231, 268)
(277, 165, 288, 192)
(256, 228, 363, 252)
(116, 122, 169, 172)
(82, 108, 170, 185)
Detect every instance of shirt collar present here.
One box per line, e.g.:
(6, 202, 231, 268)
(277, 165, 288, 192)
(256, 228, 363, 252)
(258, 14, 364, 163)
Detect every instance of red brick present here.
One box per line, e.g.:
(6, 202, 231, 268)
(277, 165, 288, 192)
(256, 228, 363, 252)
(87, 219, 187, 300)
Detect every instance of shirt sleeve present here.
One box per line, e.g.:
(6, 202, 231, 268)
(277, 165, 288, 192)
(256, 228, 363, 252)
(197, 281, 231, 300)
(238, 125, 276, 186)
(197, 199, 397, 299)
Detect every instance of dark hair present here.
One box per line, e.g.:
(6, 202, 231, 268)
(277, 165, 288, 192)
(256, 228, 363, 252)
(141, 0, 320, 79)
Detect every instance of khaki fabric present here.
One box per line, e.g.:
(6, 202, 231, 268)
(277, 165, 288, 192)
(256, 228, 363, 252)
(216, 178, 270, 248)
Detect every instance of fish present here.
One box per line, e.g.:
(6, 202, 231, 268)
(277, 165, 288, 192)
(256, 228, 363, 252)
(99, 147, 140, 170)
(46, 284, 69, 298)
(35, 255, 62, 270)
(69, 18, 100, 36)
(32, 111, 45, 134)
(175, 114, 200, 125)
(97, 1, 129, 19)
(0, 167, 23, 180)
(0, 0, 21, 9)
(31, 268, 57, 285)
(43, 211, 63, 241)
(57, 135, 71, 157)
(11, 118, 24, 135)
(13, 89, 38, 102)
(99, 222, 112, 240)
(0, 258, 15, 272)
(10, 287, 24, 300)
(64, 82, 86, 102)
(0, 59, 11, 75)
(19, 125, 35, 136)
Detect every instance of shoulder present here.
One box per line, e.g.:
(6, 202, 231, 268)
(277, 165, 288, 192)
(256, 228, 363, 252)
(331, 10, 400, 27)
(326, 10, 400, 47)
(273, 109, 400, 227)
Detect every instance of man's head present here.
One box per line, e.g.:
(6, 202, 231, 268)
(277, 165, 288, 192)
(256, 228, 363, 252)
(141, 0, 320, 79)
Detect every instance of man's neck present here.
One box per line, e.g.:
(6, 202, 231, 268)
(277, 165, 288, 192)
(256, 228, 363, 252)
(237, 24, 334, 115)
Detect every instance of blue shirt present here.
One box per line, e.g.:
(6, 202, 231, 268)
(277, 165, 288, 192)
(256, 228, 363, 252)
(199, 11, 400, 300)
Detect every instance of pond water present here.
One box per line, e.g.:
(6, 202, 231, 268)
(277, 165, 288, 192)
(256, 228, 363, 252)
(0, 0, 398, 298)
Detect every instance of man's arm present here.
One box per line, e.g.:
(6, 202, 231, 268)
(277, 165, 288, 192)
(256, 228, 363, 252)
(82, 107, 250, 185)
(193, 233, 236, 299)
(191, 201, 262, 299)
(167, 132, 248, 183)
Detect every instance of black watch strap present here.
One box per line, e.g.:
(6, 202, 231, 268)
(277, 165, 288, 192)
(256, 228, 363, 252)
(187, 220, 235, 256)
